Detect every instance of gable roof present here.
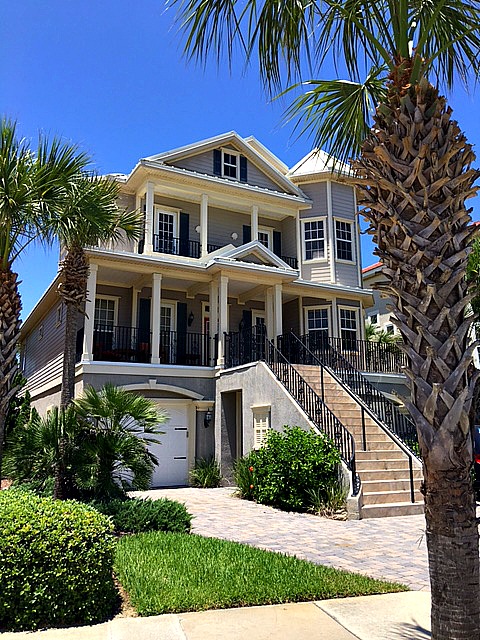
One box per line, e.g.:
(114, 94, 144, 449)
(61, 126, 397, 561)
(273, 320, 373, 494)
(143, 132, 304, 197)
(207, 240, 296, 271)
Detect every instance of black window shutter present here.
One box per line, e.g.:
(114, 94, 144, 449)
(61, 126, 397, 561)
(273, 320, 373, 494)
(242, 309, 252, 329)
(240, 155, 247, 182)
(213, 149, 221, 176)
(179, 212, 190, 256)
(177, 302, 188, 365)
(243, 225, 251, 244)
(273, 231, 282, 257)
(242, 309, 253, 361)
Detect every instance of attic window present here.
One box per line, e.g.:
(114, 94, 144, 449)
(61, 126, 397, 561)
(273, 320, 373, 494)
(223, 150, 238, 178)
(213, 149, 247, 182)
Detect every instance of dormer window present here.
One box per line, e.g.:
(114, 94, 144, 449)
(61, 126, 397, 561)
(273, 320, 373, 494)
(223, 150, 238, 178)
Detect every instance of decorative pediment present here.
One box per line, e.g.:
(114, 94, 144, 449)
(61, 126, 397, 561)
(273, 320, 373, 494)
(210, 240, 294, 270)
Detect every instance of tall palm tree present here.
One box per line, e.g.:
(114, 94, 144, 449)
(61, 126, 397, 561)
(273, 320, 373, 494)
(51, 174, 142, 410)
(172, 2, 480, 637)
(0, 118, 90, 482)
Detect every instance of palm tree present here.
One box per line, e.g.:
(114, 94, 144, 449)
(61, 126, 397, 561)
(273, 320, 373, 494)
(0, 118, 90, 483)
(172, 2, 480, 637)
(50, 174, 142, 409)
(73, 384, 166, 501)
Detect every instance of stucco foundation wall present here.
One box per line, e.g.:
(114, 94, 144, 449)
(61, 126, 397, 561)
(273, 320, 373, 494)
(215, 362, 314, 462)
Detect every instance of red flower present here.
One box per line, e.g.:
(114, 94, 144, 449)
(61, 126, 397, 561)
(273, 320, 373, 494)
(250, 484, 254, 489)
(249, 466, 254, 472)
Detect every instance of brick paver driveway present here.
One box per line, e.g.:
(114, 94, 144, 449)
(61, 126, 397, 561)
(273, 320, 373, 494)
(135, 487, 429, 591)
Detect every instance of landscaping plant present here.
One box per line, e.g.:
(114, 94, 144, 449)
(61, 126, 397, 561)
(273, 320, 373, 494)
(235, 426, 341, 512)
(93, 497, 192, 534)
(0, 490, 117, 631)
(189, 456, 221, 488)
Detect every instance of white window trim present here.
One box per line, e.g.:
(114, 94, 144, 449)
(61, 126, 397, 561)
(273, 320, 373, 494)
(258, 226, 273, 249)
(302, 217, 328, 263)
(252, 310, 266, 325)
(55, 304, 64, 328)
(304, 305, 331, 336)
(160, 300, 177, 333)
(154, 205, 180, 237)
(338, 306, 359, 342)
(334, 217, 355, 264)
(221, 147, 240, 180)
(251, 404, 271, 450)
(94, 295, 119, 328)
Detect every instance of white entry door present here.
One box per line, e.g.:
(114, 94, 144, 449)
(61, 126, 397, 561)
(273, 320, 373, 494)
(149, 403, 189, 487)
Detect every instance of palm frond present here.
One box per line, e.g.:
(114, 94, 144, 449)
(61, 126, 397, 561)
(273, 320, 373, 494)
(284, 68, 388, 165)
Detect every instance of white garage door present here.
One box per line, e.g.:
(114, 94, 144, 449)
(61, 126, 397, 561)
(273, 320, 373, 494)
(149, 404, 189, 487)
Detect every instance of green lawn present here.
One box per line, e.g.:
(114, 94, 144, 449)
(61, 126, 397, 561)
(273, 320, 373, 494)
(115, 532, 407, 617)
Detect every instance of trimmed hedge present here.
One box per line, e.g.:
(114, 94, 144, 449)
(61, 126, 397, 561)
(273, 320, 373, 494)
(0, 490, 117, 631)
(93, 497, 192, 534)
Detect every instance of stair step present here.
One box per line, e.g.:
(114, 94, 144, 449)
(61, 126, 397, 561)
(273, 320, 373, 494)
(361, 479, 420, 492)
(356, 458, 412, 471)
(359, 468, 423, 481)
(361, 501, 424, 518)
(362, 489, 423, 505)
(356, 449, 406, 461)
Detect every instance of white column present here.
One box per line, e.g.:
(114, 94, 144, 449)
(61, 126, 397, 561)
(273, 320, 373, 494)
(200, 194, 209, 257)
(151, 273, 162, 364)
(216, 275, 229, 366)
(209, 279, 219, 341)
(353, 188, 363, 287)
(135, 194, 142, 253)
(331, 298, 339, 339)
(265, 288, 274, 340)
(274, 283, 283, 340)
(82, 263, 98, 360)
(296, 215, 303, 279)
(251, 205, 259, 242)
(327, 180, 336, 283)
(145, 181, 155, 253)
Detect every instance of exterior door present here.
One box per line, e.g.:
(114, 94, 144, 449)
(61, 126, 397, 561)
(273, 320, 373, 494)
(159, 303, 175, 363)
(149, 403, 189, 487)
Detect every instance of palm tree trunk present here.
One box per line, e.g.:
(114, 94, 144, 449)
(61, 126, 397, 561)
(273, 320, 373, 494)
(0, 270, 22, 483)
(58, 245, 89, 409)
(355, 78, 480, 640)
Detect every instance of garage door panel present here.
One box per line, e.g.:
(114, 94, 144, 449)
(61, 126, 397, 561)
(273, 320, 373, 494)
(149, 405, 189, 487)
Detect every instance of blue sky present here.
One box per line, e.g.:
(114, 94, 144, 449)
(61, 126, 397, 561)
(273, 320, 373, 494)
(2, 1, 480, 318)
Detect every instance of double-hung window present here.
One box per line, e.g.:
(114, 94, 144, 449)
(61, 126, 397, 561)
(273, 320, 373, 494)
(335, 220, 354, 262)
(305, 307, 329, 349)
(339, 308, 357, 350)
(304, 219, 325, 260)
(222, 150, 239, 179)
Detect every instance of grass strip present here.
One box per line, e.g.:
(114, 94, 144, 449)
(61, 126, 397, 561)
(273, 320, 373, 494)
(115, 532, 407, 617)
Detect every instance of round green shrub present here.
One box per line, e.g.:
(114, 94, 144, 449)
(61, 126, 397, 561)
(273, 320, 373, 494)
(236, 426, 341, 512)
(93, 497, 192, 534)
(0, 490, 117, 631)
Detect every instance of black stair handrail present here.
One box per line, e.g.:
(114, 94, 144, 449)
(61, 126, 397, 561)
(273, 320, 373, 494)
(284, 332, 419, 459)
(262, 336, 360, 495)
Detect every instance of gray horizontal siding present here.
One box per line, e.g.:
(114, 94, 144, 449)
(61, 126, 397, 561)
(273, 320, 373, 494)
(331, 182, 356, 219)
(298, 182, 328, 215)
(302, 262, 332, 282)
(279, 217, 297, 260)
(335, 262, 360, 288)
(208, 207, 250, 247)
(96, 285, 132, 327)
(23, 303, 66, 380)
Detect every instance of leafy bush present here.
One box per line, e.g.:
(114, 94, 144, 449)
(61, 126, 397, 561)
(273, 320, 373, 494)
(233, 456, 255, 500)
(0, 490, 117, 631)
(189, 457, 221, 488)
(93, 497, 192, 534)
(235, 426, 341, 512)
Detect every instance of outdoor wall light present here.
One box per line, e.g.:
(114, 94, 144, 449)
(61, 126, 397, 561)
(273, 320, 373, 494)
(195, 225, 201, 233)
(188, 311, 194, 327)
(204, 409, 213, 428)
(231, 232, 238, 240)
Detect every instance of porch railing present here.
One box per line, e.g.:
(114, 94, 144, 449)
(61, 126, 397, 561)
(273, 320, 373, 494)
(263, 337, 359, 494)
(328, 337, 406, 374)
(92, 326, 213, 366)
(93, 325, 151, 363)
(152, 235, 201, 258)
(224, 325, 267, 368)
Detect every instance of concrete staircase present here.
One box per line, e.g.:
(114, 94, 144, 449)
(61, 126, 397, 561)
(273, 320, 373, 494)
(294, 365, 424, 518)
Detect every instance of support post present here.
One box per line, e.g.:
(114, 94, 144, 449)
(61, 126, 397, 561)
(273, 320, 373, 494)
(145, 181, 155, 253)
(82, 263, 98, 361)
(274, 283, 283, 341)
(200, 194, 209, 257)
(251, 205, 259, 242)
(216, 275, 229, 366)
(151, 273, 162, 364)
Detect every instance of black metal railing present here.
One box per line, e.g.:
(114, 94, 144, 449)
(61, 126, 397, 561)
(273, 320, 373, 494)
(278, 331, 418, 502)
(281, 255, 298, 269)
(328, 337, 406, 374)
(224, 325, 267, 368)
(157, 330, 213, 367)
(93, 325, 151, 363)
(263, 337, 359, 494)
(283, 332, 419, 456)
(152, 235, 201, 258)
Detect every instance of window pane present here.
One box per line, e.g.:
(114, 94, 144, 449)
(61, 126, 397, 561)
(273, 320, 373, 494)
(336, 221, 353, 261)
(340, 309, 357, 349)
(94, 299, 115, 329)
(304, 220, 325, 260)
(258, 231, 270, 248)
(223, 152, 238, 178)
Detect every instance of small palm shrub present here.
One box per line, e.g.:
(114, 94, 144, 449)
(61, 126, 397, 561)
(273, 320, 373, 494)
(189, 457, 221, 488)
(235, 426, 341, 513)
(93, 497, 192, 534)
(0, 490, 117, 631)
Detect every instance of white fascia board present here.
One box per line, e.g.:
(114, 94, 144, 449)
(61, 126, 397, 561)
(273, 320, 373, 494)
(138, 160, 311, 204)
(291, 278, 374, 302)
(206, 258, 298, 278)
(21, 274, 61, 336)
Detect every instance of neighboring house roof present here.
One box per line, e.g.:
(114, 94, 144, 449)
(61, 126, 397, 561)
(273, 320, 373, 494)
(141, 131, 303, 197)
(362, 262, 382, 275)
(288, 148, 352, 181)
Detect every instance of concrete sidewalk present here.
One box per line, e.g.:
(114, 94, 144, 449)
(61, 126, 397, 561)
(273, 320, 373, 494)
(1, 592, 431, 640)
